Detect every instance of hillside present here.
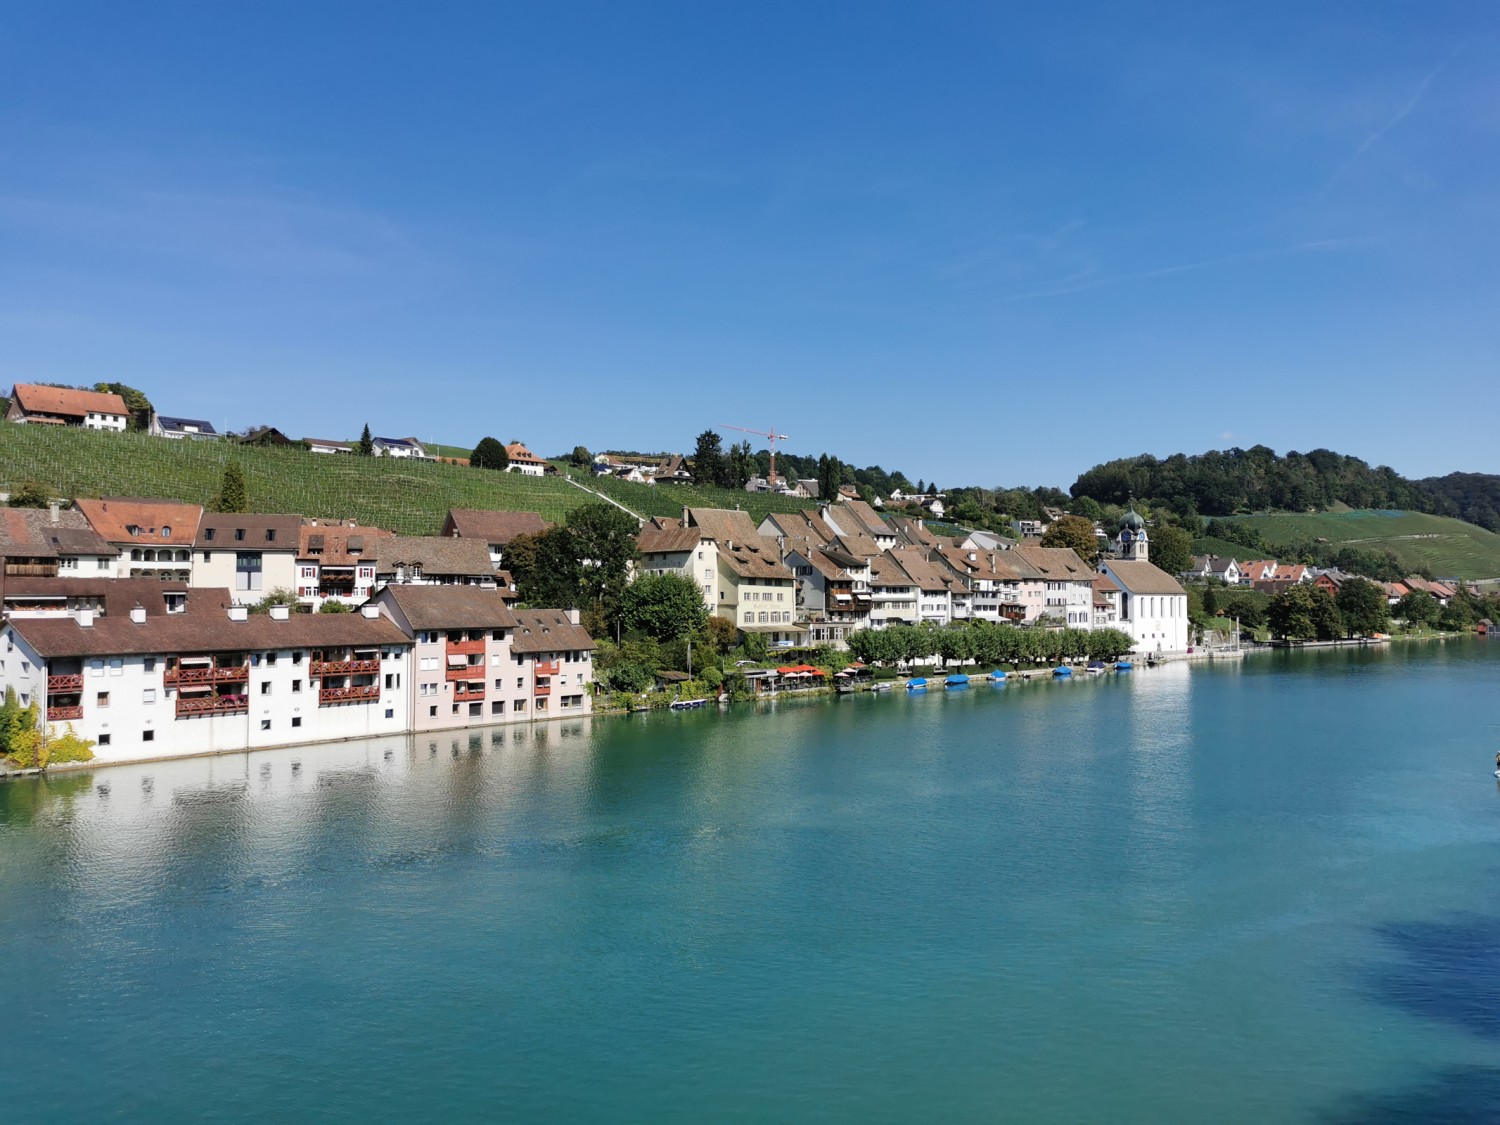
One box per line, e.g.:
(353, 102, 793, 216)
(1220, 509, 1500, 580)
(0, 425, 822, 534)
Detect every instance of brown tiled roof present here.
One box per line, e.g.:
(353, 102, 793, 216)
(374, 536, 494, 576)
(194, 512, 301, 549)
(1010, 545, 1098, 581)
(2, 577, 228, 617)
(831, 533, 882, 559)
(636, 518, 704, 555)
(297, 522, 394, 564)
(889, 546, 959, 592)
(74, 497, 204, 547)
(719, 536, 794, 581)
(868, 554, 914, 587)
(442, 509, 551, 544)
(510, 609, 595, 654)
(686, 507, 763, 547)
(11, 383, 128, 419)
(1101, 560, 1187, 596)
(10, 612, 410, 659)
(932, 545, 1028, 583)
(887, 516, 936, 547)
(839, 498, 889, 537)
(0, 508, 116, 559)
(504, 442, 546, 464)
(378, 586, 519, 630)
(762, 510, 837, 545)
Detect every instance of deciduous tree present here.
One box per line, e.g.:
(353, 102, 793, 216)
(470, 437, 510, 471)
(619, 573, 708, 641)
(213, 464, 248, 513)
(1149, 524, 1194, 578)
(1335, 577, 1390, 637)
(1040, 515, 1101, 564)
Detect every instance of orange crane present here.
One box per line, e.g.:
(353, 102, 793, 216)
(719, 424, 790, 488)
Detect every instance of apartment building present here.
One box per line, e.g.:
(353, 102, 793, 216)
(74, 497, 204, 581)
(193, 513, 301, 605)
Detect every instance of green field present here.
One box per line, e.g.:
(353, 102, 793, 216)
(0, 425, 824, 535)
(1221, 509, 1500, 580)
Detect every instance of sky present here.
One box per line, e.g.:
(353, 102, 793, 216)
(2, 1, 1496, 488)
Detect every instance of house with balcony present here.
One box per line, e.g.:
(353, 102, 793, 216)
(193, 513, 302, 606)
(439, 509, 552, 569)
(509, 609, 594, 718)
(782, 543, 871, 648)
(889, 545, 959, 626)
(503, 441, 548, 476)
(74, 497, 204, 581)
(1010, 545, 1098, 628)
(822, 499, 897, 551)
(0, 504, 119, 579)
(6, 384, 129, 430)
(0, 603, 411, 764)
(2, 577, 219, 620)
(931, 545, 1027, 623)
(373, 536, 496, 588)
(295, 521, 393, 609)
(867, 554, 919, 629)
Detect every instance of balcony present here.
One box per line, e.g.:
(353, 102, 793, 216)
(446, 637, 486, 656)
(446, 665, 485, 682)
(4, 562, 59, 578)
(47, 674, 84, 693)
(319, 684, 381, 705)
(535, 660, 560, 676)
(165, 664, 247, 686)
(312, 658, 380, 676)
(47, 705, 84, 722)
(176, 695, 249, 718)
(453, 683, 486, 700)
(534, 682, 551, 697)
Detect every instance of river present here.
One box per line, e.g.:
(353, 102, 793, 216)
(2, 639, 1497, 1122)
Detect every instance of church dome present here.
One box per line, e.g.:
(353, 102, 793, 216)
(1120, 507, 1145, 532)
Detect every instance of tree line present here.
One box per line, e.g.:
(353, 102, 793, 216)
(846, 621, 1137, 667)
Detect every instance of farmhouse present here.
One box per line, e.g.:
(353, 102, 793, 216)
(7, 384, 129, 430)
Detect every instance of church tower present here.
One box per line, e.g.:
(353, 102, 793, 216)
(1115, 506, 1149, 561)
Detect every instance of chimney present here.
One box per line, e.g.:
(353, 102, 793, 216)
(360, 604, 380, 619)
(269, 604, 290, 621)
(130, 604, 146, 624)
(49, 501, 60, 525)
(228, 606, 248, 622)
(968, 552, 977, 562)
(567, 608, 580, 625)
(682, 506, 689, 525)
(75, 608, 95, 628)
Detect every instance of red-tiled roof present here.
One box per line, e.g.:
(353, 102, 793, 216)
(11, 383, 128, 419)
(74, 497, 204, 547)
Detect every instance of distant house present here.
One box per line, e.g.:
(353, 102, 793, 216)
(296, 520, 393, 608)
(440, 509, 552, 568)
(1239, 560, 1278, 586)
(7, 384, 128, 430)
(238, 426, 297, 447)
(504, 442, 547, 476)
(837, 484, 859, 502)
(656, 454, 693, 484)
(1187, 555, 1241, 584)
(305, 438, 353, 455)
(150, 414, 220, 441)
(372, 436, 428, 459)
(374, 536, 496, 587)
(73, 496, 204, 581)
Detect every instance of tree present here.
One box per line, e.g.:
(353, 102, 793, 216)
(470, 437, 510, 471)
(691, 430, 725, 488)
(1335, 577, 1390, 637)
(318, 600, 352, 613)
(357, 424, 374, 456)
(566, 502, 641, 610)
(817, 454, 842, 504)
(1268, 584, 1342, 641)
(619, 573, 708, 641)
(213, 464, 248, 513)
(1397, 589, 1439, 629)
(248, 588, 300, 614)
(7, 481, 52, 508)
(726, 440, 755, 488)
(94, 382, 154, 431)
(1202, 585, 1220, 618)
(1040, 515, 1101, 564)
(569, 446, 593, 469)
(1149, 525, 1194, 579)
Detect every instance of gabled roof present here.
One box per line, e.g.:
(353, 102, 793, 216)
(378, 585, 518, 630)
(510, 608, 594, 653)
(868, 554, 915, 587)
(718, 537, 794, 581)
(504, 441, 546, 464)
(304, 437, 353, 451)
(887, 516, 936, 547)
(1010, 545, 1098, 581)
(761, 510, 837, 546)
(932, 545, 1027, 583)
(636, 517, 705, 555)
(74, 497, 205, 547)
(686, 507, 763, 547)
(888, 546, 958, 592)
(155, 415, 218, 436)
(8, 611, 410, 660)
(1101, 560, 1187, 596)
(194, 512, 301, 549)
(374, 536, 494, 576)
(298, 521, 394, 564)
(373, 435, 424, 450)
(441, 509, 551, 545)
(2, 577, 226, 618)
(837, 498, 890, 538)
(11, 384, 128, 419)
(0, 507, 116, 559)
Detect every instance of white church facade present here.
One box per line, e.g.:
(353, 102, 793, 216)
(1096, 508, 1191, 654)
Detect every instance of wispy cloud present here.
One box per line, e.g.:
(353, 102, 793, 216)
(1323, 43, 1466, 192)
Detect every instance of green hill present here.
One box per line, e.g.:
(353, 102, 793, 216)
(0, 425, 822, 535)
(1220, 509, 1500, 580)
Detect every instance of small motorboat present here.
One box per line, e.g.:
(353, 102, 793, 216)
(1115, 661, 1133, 671)
(945, 674, 970, 688)
(906, 677, 928, 692)
(1052, 666, 1072, 678)
(989, 670, 1007, 683)
(669, 698, 709, 711)
(869, 682, 893, 693)
(1085, 661, 1106, 674)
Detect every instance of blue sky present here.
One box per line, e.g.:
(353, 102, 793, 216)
(2, 2, 1495, 487)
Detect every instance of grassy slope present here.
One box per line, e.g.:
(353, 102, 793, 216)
(0, 425, 825, 534)
(1221, 509, 1500, 580)
(563, 467, 823, 523)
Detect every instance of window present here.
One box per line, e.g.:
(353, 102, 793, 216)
(261, 682, 271, 696)
(235, 553, 264, 591)
(777, 593, 784, 602)
(491, 700, 504, 715)
(143, 730, 155, 742)
(109, 658, 124, 676)
(204, 528, 216, 542)
(516, 677, 523, 688)
(97, 691, 110, 708)
(162, 526, 171, 539)
(743, 612, 752, 623)
(759, 612, 768, 623)
(266, 653, 277, 666)
(491, 629, 504, 641)
(292, 716, 302, 728)
(144, 657, 156, 673)
(292, 652, 303, 664)
(384, 673, 394, 689)
(143, 689, 156, 704)
(292, 679, 302, 693)
(266, 529, 276, 542)
(469, 702, 482, 717)
(235, 529, 246, 542)
(98, 733, 111, 746)
(261, 720, 271, 731)
(429, 705, 438, 717)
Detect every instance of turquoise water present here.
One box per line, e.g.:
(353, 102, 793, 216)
(3, 640, 1499, 1122)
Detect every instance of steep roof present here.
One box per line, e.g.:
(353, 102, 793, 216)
(718, 537, 794, 581)
(1010, 545, 1098, 581)
(510, 608, 595, 653)
(889, 546, 959, 592)
(9, 611, 410, 660)
(378, 586, 519, 630)
(1102, 560, 1187, 596)
(74, 497, 204, 547)
(0, 507, 116, 559)
(762, 510, 837, 546)
(686, 507, 762, 546)
(374, 536, 494, 576)
(11, 383, 128, 419)
(194, 512, 301, 549)
(636, 517, 704, 555)
(932, 544, 1028, 583)
(441, 509, 551, 545)
(505, 441, 546, 464)
(298, 521, 394, 564)
(838, 498, 889, 538)
(868, 554, 915, 587)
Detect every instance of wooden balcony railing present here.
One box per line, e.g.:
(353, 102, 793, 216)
(47, 705, 84, 722)
(533, 684, 551, 697)
(4, 563, 59, 578)
(535, 660, 560, 676)
(319, 684, 381, 705)
(446, 665, 484, 682)
(446, 637, 486, 656)
(47, 674, 84, 693)
(175, 695, 249, 718)
(312, 659, 380, 676)
(165, 665, 248, 686)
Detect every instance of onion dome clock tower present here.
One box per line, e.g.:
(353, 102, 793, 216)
(1116, 506, 1149, 561)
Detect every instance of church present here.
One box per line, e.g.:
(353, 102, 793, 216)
(1095, 508, 1191, 653)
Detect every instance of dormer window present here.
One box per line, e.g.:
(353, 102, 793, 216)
(235, 529, 245, 542)
(127, 525, 139, 536)
(162, 526, 171, 539)
(266, 529, 276, 542)
(204, 528, 216, 541)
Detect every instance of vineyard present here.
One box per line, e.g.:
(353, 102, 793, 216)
(0, 425, 826, 534)
(1219, 509, 1500, 580)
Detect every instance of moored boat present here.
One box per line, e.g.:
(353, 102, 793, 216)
(669, 698, 709, 710)
(945, 674, 969, 688)
(1115, 660, 1133, 671)
(1052, 666, 1072, 678)
(906, 677, 928, 692)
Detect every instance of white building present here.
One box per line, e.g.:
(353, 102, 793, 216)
(504, 442, 548, 476)
(192, 513, 302, 606)
(6, 384, 128, 430)
(371, 436, 428, 459)
(1095, 509, 1190, 653)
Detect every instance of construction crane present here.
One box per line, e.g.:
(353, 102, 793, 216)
(719, 424, 790, 488)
